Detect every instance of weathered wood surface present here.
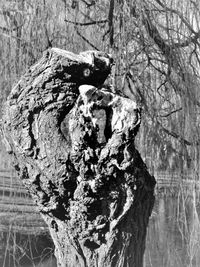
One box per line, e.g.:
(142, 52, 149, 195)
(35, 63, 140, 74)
(1, 48, 155, 267)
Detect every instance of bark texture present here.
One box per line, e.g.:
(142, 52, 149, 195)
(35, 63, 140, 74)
(1, 48, 155, 267)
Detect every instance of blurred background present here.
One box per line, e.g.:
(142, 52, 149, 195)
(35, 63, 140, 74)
(0, 0, 200, 266)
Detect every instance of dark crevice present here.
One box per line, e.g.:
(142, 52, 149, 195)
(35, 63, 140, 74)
(104, 107, 113, 141)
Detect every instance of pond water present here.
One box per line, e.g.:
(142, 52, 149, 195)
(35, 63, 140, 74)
(144, 188, 200, 267)
(1, 184, 200, 267)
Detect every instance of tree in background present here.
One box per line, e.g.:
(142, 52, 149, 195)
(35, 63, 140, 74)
(0, 0, 200, 176)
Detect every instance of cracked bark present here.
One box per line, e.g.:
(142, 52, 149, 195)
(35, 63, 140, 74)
(1, 48, 155, 267)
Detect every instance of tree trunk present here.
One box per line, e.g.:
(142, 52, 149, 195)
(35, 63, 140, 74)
(1, 48, 155, 267)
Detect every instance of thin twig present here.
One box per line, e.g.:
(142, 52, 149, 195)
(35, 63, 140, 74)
(76, 29, 99, 50)
(157, 119, 200, 146)
(159, 107, 182, 117)
(154, 0, 196, 33)
(173, 31, 200, 48)
(65, 19, 107, 26)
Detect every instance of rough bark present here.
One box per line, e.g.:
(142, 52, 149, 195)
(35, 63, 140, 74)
(1, 48, 155, 267)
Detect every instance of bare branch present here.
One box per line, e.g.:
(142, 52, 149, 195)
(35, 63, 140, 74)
(143, 11, 172, 56)
(173, 31, 200, 48)
(157, 119, 200, 146)
(159, 107, 182, 117)
(154, 0, 197, 34)
(76, 29, 99, 50)
(64, 19, 107, 26)
(80, 0, 95, 7)
(108, 0, 115, 47)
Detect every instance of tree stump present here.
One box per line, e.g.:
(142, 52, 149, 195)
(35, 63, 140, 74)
(1, 48, 155, 267)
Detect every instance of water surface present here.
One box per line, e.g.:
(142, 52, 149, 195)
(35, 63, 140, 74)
(1, 174, 200, 267)
(144, 188, 200, 267)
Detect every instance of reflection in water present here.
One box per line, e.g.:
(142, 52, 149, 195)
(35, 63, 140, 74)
(0, 229, 56, 267)
(1, 184, 200, 267)
(144, 189, 200, 267)
(22, 256, 57, 267)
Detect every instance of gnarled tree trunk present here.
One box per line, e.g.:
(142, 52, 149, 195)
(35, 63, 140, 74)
(1, 48, 155, 267)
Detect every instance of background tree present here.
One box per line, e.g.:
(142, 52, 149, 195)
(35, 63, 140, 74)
(0, 0, 200, 176)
